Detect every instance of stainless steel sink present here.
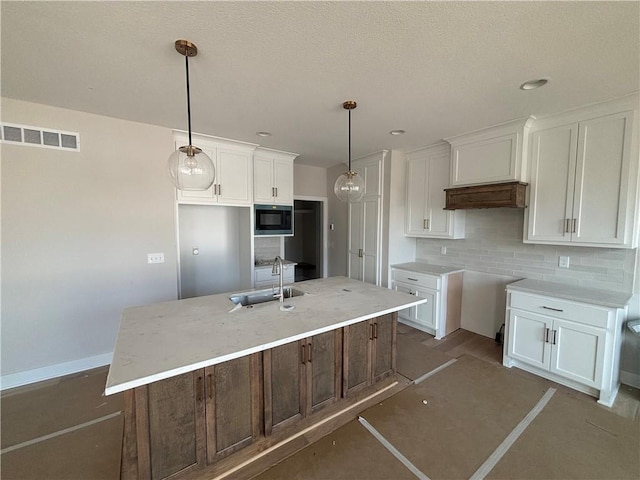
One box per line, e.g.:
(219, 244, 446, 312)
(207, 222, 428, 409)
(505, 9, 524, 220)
(228, 286, 305, 307)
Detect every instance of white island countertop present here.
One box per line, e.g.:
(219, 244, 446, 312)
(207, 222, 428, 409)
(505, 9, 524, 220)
(105, 276, 426, 396)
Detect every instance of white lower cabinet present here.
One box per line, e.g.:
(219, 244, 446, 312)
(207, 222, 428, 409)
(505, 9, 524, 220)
(254, 264, 295, 289)
(504, 286, 627, 407)
(390, 266, 462, 339)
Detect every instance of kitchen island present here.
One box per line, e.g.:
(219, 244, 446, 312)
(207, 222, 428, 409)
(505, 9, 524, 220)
(105, 277, 426, 480)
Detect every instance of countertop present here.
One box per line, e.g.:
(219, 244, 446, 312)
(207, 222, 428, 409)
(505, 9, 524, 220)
(255, 259, 297, 268)
(391, 262, 464, 276)
(105, 276, 426, 396)
(506, 279, 633, 309)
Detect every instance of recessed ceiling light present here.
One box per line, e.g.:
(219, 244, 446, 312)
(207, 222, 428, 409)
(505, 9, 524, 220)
(256, 131, 272, 137)
(520, 78, 549, 90)
(390, 130, 406, 136)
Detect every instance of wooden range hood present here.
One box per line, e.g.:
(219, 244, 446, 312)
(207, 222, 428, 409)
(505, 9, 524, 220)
(444, 181, 527, 210)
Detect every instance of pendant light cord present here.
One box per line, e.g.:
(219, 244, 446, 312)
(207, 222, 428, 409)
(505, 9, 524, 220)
(348, 108, 352, 171)
(185, 54, 192, 147)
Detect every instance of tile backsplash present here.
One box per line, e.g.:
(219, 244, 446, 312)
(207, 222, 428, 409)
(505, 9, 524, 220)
(254, 237, 281, 262)
(416, 209, 637, 293)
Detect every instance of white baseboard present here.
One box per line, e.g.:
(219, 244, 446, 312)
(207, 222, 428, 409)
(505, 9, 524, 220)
(620, 370, 640, 389)
(0, 352, 113, 391)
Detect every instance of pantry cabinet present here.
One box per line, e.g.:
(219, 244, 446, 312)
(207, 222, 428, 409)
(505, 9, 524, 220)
(174, 133, 255, 206)
(504, 280, 629, 407)
(348, 151, 386, 286)
(405, 143, 465, 239)
(525, 98, 639, 248)
(253, 148, 297, 205)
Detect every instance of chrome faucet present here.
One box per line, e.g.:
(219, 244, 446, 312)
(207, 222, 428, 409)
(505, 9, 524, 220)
(272, 256, 284, 302)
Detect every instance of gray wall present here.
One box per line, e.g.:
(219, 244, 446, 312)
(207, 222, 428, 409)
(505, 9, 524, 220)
(1, 98, 178, 385)
(326, 164, 349, 277)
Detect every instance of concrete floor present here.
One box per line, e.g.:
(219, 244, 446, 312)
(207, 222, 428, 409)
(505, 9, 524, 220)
(1, 325, 638, 479)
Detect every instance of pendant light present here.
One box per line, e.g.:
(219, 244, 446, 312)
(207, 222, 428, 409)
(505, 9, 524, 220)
(167, 40, 215, 191)
(334, 100, 365, 202)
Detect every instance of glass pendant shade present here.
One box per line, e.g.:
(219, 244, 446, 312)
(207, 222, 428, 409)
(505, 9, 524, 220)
(167, 145, 215, 191)
(334, 170, 365, 202)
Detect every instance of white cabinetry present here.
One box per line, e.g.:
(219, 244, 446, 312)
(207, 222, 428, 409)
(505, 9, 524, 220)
(253, 148, 297, 205)
(174, 133, 256, 206)
(254, 264, 295, 289)
(348, 152, 386, 286)
(445, 117, 534, 187)
(405, 143, 464, 239)
(390, 265, 463, 339)
(525, 97, 639, 248)
(504, 282, 628, 407)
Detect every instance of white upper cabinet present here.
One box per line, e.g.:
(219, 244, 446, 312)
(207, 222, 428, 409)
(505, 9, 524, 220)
(405, 143, 464, 239)
(525, 95, 639, 248)
(445, 117, 534, 187)
(253, 148, 298, 205)
(174, 132, 256, 206)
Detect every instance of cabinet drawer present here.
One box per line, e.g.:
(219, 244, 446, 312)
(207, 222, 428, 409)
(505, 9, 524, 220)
(391, 269, 439, 290)
(509, 291, 611, 329)
(255, 265, 294, 283)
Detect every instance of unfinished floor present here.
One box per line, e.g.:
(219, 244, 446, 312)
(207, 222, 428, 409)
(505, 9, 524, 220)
(1, 325, 639, 479)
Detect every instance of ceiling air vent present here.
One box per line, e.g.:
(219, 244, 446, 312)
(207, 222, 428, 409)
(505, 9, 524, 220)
(0, 123, 80, 152)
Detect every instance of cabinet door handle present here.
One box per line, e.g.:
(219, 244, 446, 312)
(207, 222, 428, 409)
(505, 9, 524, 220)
(308, 343, 312, 363)
(370, 323, 374, 340)
(423, 219, 427, 229)
(275, 187, 278, 197)
(426, 218, 430, 229)
(552, 330, 558, 345)
(407, 277, 418, 282)
(572, 218, 577, 233)
(373, 322, 378, 339)
(545, 327, 550, 343)
(196, 375, 204, 403)
(207, 373, 213, 400)
(565, 218, 570, 233)
(301, 344, 306, 364)
(217, 184, 221, 196)
(542, 306, 563, 312)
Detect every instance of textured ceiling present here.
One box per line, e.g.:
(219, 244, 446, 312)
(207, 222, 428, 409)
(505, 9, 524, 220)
(1, 1, 638, 168)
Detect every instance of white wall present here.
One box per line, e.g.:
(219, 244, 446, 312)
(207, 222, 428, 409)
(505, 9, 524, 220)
(1, 98, 178, 388)
(294, 164, 327, 197)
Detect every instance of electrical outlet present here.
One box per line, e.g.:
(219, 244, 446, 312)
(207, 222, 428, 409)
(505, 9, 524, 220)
(147, 253, 165, 264)
(558, 256, 570, 269)
(441, 246, 447, 255)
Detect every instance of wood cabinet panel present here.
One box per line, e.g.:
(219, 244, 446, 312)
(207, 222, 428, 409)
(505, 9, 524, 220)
(373, 314, 396, 381)
(264, 341, 304, 434)
(343, 320, 373, 395)
(308, 330, 342, 414)
(136, 371, 206, 480)
(205, 354, 261, 463)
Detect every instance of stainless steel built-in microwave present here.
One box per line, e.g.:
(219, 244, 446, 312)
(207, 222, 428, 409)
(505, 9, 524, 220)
(254, 204, 293, 236)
